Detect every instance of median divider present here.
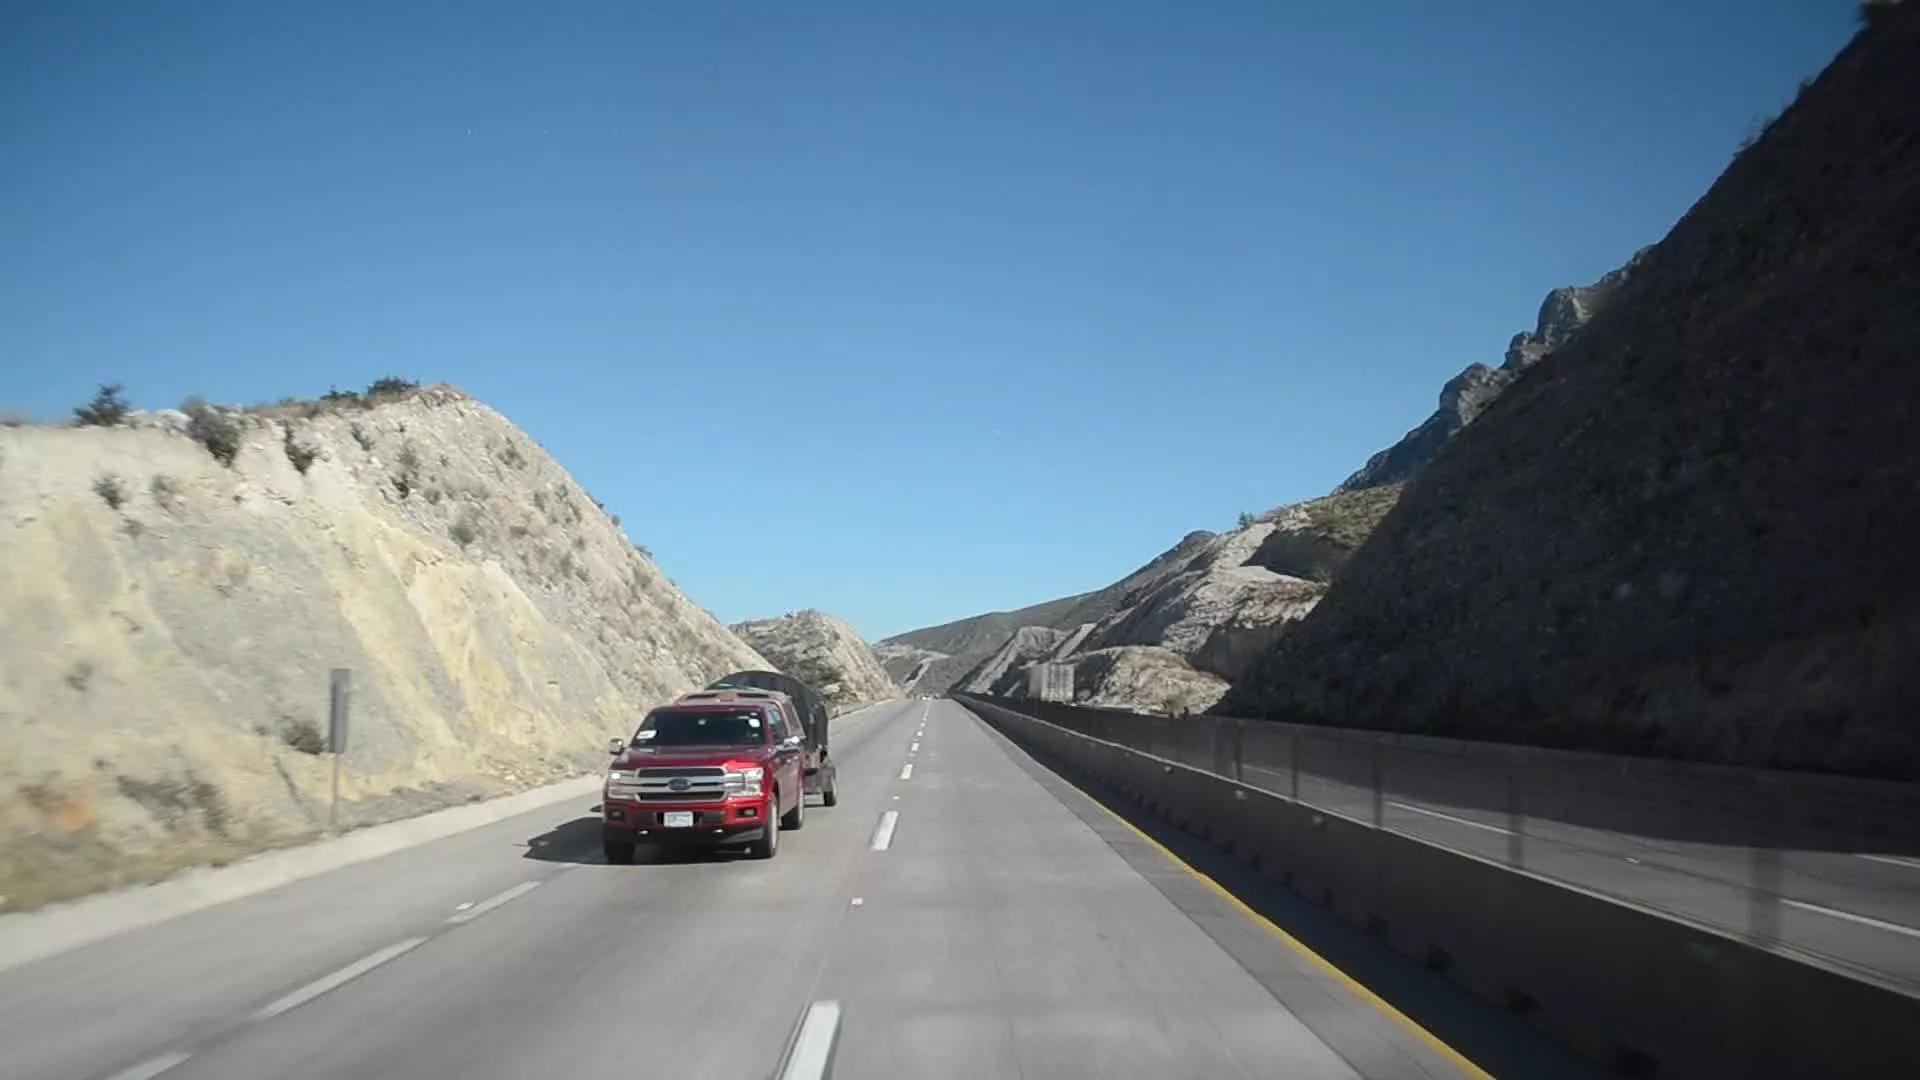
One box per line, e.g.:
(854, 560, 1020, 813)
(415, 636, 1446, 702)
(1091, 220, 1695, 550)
(955, 693, 1919, 1078)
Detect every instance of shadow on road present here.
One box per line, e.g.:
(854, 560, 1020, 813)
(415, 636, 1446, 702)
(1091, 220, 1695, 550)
(522, 816, 756, 866)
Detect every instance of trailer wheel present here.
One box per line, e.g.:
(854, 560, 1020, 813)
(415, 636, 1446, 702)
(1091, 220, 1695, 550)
(822, 767, 839, 807)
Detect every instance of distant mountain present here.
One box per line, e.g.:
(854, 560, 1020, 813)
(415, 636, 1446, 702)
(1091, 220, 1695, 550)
(951, 486, 1402, 714)
(1224, 6, 1920, 778)
(1338, 251, 1646, 493)
(879, 530, 1218, 694)
(730, 609, 899, 714)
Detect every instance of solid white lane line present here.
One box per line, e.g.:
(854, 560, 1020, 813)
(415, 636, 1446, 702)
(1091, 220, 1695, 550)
(1858, 853, 1920, 870)
(254, 937, 427, 1019)
(1781, 899, 1920, 940)
(446, 880, 541, 925)
(104, 1051, 193, 1080)
(1387, 801, 1515, 837)
(778, 1000, 843, 1080)
(870, 810, 900, 851)
(898, 763, 913, 781)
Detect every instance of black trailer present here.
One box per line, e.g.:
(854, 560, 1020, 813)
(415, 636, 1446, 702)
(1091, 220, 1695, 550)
(708, 670, 838, 806)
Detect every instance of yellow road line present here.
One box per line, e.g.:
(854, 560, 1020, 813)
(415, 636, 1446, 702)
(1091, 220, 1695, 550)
(1060, 768, 1495, 1079)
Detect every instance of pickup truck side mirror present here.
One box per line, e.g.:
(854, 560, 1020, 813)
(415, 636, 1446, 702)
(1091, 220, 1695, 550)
(780, 735, 803, 750)
(608, 737, 627, 755)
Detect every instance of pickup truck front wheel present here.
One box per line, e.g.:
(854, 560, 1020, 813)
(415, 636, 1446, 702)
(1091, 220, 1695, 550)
(748, 796, 780, 860)
(603, 836, 635, 865)
(781, 787, 805, 830)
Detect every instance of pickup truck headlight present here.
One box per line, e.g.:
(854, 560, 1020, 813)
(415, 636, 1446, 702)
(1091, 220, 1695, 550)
(607, 769, 634, 782)
(724, 767, 764, 796)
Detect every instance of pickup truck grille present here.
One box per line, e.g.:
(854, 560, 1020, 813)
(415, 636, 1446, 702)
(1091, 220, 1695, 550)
(609, 765, 728, 803)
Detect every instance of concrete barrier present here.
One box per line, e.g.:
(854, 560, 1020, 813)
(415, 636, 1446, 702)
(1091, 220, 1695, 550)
(958, 694, 1920, 1078)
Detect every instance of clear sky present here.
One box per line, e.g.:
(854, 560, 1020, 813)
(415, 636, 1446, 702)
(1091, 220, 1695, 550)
(3, 1, 1859, 639)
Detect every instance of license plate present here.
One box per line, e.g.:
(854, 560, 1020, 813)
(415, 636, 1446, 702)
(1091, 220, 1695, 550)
(663, 811, 694, 828)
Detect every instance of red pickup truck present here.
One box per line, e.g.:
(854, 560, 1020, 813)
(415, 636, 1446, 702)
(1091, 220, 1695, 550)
(600, 688, 808, 863)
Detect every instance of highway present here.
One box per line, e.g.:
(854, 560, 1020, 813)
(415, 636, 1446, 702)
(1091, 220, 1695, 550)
(1231, 754, 1920, 994)
(0, 699, 1553, 1080)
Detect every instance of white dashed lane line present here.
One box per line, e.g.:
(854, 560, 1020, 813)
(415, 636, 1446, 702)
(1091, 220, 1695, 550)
(898, 763, 913, 781)
(103, 1050, 193, 1080)
(870, 810, 900, 851)
(776, 1000, 843, 1080)
(447, 880, 541, 925)
(253, 937, 427, 1020)
(1386, 800, 1514, 836)
(910, 741, 920, 753)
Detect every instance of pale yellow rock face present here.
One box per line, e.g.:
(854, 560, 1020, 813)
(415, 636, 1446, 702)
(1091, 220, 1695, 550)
(0, 387, 767, 909)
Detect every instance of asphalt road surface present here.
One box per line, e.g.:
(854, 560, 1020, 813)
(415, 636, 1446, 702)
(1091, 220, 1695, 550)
(0, 699, 1519, 1080)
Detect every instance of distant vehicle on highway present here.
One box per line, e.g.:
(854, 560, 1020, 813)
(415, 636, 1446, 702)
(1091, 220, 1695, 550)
(600, 687, 810, 864)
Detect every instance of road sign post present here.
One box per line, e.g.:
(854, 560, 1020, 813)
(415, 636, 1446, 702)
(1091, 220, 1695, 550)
(328, 668, 351, 831)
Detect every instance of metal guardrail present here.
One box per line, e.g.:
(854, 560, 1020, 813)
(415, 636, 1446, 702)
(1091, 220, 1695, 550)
(956, 693, 1920, 993)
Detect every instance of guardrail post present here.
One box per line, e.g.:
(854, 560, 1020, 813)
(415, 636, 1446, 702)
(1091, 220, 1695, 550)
(1231, 719, 1244, 783)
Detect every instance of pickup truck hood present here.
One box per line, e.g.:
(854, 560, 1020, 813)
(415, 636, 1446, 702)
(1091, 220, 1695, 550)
(615, 746, 772, 768)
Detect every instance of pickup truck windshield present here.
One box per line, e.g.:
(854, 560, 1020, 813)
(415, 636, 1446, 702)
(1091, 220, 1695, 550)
(635, 709, 766, 747)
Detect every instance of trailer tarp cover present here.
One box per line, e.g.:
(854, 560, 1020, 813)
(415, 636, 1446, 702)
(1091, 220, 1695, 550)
(708, 670, 830, 754)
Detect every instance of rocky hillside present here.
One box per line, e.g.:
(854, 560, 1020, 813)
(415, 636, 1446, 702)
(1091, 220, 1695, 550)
(0, 385, 768, 910)
(1225, 6, 1920, 778)
(730, 609, 898, 714)
(872, 642, 947, 692)
(1338, 252, 1644, 493)
(881, 531, 1216, 694)
(956, 486, 1401, 714)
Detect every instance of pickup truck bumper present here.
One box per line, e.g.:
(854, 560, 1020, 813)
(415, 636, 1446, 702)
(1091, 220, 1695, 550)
(601, 794, 773, 845)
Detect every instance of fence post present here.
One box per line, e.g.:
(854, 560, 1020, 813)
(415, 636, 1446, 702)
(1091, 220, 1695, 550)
(1505, 750, 1524, 867)
(1748, 772, 1782, 947)
(1371, 741, 1385, 827)
(1290, 730, 1301, 801)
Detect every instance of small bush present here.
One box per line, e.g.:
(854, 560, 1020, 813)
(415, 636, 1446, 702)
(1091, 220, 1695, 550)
(183, 398, 243, 467)
(1237, 511, 1256, 529)
(73, 383, 131, 427)
(391, 440, 422, 499)
(280, 718, 326, 755)
(634, 543, 652, 559)
(93, 474, 128, 510)
(0, 410, 30, 427)
(321, 385, 360, 404)
(282, 424, 319, 474)
(150, 474, 180, 510)
(123, 517, 146, 538)
(66, 660, 94, 692)
(365, 376, 419, 398)
(424, 486, 444, 505)
(450, 510, 479, 547)
(349, 422, 374, 452)
(496, 441, 526, 469)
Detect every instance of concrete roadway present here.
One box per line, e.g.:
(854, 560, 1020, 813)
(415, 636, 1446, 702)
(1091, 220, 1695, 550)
(0, 700, 1521, 1080)
(1227, 759, 1920, 994)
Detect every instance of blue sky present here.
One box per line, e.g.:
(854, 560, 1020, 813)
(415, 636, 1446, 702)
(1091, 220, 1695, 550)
(3, 1, 1858, 639)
